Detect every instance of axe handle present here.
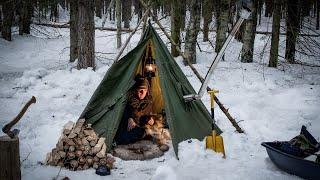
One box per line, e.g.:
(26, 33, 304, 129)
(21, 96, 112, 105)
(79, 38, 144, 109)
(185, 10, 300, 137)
(2, 96, 36, 136)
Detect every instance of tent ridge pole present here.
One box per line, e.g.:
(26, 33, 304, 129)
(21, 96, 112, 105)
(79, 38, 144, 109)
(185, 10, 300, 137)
(113, 7, 151, 63)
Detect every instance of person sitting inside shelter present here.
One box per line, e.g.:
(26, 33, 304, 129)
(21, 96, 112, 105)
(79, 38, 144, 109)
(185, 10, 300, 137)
(114, 75, 155, 145)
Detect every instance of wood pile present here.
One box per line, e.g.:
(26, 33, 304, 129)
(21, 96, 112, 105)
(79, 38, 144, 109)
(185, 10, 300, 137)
(46, 119, 115, 171)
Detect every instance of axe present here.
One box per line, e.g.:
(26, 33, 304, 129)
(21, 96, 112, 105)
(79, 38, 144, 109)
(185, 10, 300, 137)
(2, 96, 36, 138)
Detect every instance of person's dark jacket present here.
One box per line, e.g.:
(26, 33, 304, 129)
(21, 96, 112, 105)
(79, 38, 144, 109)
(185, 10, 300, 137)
(114, 91, 153, 145)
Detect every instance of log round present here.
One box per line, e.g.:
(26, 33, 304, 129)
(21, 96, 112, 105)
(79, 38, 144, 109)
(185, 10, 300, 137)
(0, 136, 21, 180)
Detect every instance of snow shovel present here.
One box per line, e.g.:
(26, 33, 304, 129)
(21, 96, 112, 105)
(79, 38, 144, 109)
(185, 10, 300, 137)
(205, 90, 226, 158)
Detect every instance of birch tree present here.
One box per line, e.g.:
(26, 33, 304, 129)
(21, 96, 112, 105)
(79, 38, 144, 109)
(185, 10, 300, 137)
(240, 0, 257, 63)
(184, 0, 201, 64)
(171, 0, 181, 57)
(202, 0, 213, 42)
(215, 0, 230, 53)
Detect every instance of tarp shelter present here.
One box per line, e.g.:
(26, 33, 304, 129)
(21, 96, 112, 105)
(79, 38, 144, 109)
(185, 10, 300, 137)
(80, 24, 222, 157)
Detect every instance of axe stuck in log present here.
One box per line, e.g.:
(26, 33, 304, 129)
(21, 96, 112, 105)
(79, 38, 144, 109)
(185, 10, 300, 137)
(2, 96, 36, 138)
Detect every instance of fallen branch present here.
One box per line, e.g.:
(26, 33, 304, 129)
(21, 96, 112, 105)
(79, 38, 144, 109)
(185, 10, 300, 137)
(206, 29, 320, 37)
(34, 23, 133, 32)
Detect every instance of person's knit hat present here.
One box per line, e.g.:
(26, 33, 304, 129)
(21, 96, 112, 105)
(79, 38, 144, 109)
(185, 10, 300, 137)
(134, 74, 149, 89)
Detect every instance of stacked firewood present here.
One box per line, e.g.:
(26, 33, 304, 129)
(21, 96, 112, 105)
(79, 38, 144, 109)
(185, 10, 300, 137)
(46, 119, 115, 171)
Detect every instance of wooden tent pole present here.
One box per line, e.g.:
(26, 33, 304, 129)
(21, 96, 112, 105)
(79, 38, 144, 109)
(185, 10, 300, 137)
(113, 7, 151, 63)
(139, 0, 244, 133)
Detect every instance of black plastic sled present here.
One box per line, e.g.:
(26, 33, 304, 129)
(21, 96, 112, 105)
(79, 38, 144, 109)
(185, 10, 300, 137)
(262, 142, 320, 180)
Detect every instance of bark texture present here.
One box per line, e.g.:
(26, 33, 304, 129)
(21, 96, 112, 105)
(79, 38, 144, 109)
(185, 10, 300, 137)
(122, 0, 132, 28)
(0, 136, 21, 180)
(269, 0, 281, 67)
(116, 0, 122, 48)
(0, 7, 2, 32)
(215, 0, 230, 53)
(184, 0, 201, 64)
(202, 0, 213, 42)
(316, 0, 319, 30)
(285, 0, 301, 64)
(240, 0, 257, 63)
(2, 0, 14, 41)
(95, 0, 103, 18)
(21, 0, 33, 34)
(170, 0, 181, 57)
(77, 0, 95, 69)
(70, 0, 79, 62)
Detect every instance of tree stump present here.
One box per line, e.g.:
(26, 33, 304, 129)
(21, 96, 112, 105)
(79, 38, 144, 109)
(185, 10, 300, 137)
(0, 136, 21, 180)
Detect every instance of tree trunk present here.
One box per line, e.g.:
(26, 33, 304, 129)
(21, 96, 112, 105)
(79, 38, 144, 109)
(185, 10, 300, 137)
(70, 0, 79, 62)
(0, 7, 2, 32)
(240, 0, 257, 63)
(50, 2, 59, 22)
(171, 0, 181, 57)
(77, 0, 95, 69)
(268, 0, 281, 68)
(19, 0, 33, 34)
(184, 0, 201, 64)
(215, 0, 230, 53)
(95, 0, 103, 18)
(257, 0, 263, 25)
(122, 0, 131, 28)
(180, 0, 186, 30)
(264, 0, 273, 17)
(2, 0, 14, 41)
(202, 0, 213, 42)
(317, 0, 319, 30)
(116, 0, 121, 48)
(0, 136, 21, 180)
(285, 0, 301, 64)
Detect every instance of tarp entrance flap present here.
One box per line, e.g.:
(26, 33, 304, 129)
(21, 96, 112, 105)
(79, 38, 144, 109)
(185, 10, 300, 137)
(80, 24, 222, 157)
(80, 38, 150, 149)
(147, 26, 221, 156)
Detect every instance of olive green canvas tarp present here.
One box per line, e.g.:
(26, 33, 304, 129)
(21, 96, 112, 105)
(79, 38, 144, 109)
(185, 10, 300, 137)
(80, 24, 222, 157)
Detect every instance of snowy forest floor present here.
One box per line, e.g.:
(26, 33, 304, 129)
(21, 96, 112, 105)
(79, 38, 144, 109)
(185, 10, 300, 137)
(0, 21, 320, 180)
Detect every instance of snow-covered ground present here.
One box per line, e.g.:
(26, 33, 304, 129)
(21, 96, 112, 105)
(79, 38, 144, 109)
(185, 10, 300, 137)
(1, 16, 320, 180)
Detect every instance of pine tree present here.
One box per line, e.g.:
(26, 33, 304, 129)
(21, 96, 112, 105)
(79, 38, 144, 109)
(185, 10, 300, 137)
(116, 0, 121, 48)
(285, 0, 301, 63)
(77, 0, 95, 69)
(268, 0, 282, 67)
(2, 0, 14, 41)
(316, 0, 319, 30)
(70, 0, 79, 62)
(122, 0, 131, 28)
(95, 0, 103, 18)
(19, 0, 33, 35)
